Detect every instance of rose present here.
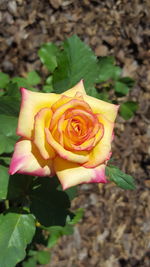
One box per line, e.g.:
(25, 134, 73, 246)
(9, 80, 119, 189)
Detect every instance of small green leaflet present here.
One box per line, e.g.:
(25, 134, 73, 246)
(43, 75, 53, 92)
(22, 257, 36, 267)
(68, 208, 84, 225)
(12, 77, 31, 89)
(57, 184, 77, 201)
(11, 77, 38, 91)
(106, 165, 136, 190)
(46, 225, 74, 248)
(38, 43, 59, 72)
(0, 213, 35, 267)
(119, 77, 135, 88)
(120, 101, 138, 120)
(26, 71, 41, 86)
(96, 56, 121, 83)
(114, 81, 129, 95)
(36, 251, 51, 265)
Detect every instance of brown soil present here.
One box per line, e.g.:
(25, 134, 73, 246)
(0, 0, 150, 266)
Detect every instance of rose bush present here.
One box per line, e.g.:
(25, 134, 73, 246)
(9, 80, 119, 189)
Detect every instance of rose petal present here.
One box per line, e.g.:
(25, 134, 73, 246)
(63, 80, 86, 97)
(51, 95, 71, 113)
(63, 123, 103, 151)
(45, 128, 89, 164)
(9, 139, 54, 176)
(54, 157, 107, 190)
(84, 114, 114, 168)
(83, 94, 119, 122)
(51, 80, 86, 113)
(50, 98, 92, 130)
(17, 88, 60, 139)
(63, 134, 95, 151)
(64, 108, 99, 140)
(34, 108, 55, 160)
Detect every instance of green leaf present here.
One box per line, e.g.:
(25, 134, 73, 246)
(97, 56, 121, 83)
(0, 72, 10, 88)
(0, 134, 17, 154)
(85, 86, 101, 98)
(0, 213, 35, 267)
(7, 174, 33, 200)
(106, 165, 136, 190)
(43, 85, 53, 93)
(64, 186, 77, 201)
(47, 226, 62, 248)
(0, 115, 17, 136)
(0, 96, 20, 116)
(36, 251, 51, 265)
(120, 101, 138, 120)
(114, 81, 129, 95)
(98, 91, 111, 102)
(53, 35, 99, 93)
(0, 115, 18, 154)
(119, 77, 135, 87)
(22, 257, 36, 267)
(43, 75, 54, 92)
(57, 183, 77, 201)
(6, 82, 20, 98)
(11, 77, 38, 91)
(68, 208, 84, 225)
(0, 165, 10, 200)
(23, 250, 51, 267)
(12, 77, 30, 89)
(29, 177, 70, 227)
(38, 43, 59, 72)
(47, 225, 73, 248)
(27, 71, 41, 86)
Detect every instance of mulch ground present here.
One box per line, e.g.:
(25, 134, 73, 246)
(0, 0, 150, 266)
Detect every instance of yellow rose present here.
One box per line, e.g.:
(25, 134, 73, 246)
(9, 81, 119, 189)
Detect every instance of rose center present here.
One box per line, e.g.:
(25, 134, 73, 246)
(71, 119, 82, 135)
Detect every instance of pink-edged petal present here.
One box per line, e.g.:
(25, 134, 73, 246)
(45, 128, 89, 164)
(17, 88, 60, 139)
(83, 94, 119, 122)
(50, 98, 92, 130)
(84, 114, 114, 168)
(54, 157, 107, 190)
(63, 80, 86, 97)
(9, 139, 54, 176)
(51, 95, 71, 113)
(34, 108, 55, 160)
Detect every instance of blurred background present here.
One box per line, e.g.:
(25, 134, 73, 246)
(0, 0, 150, 266)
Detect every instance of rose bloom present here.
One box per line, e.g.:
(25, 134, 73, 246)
(9, 81, 119, 189)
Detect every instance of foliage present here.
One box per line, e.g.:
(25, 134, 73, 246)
(0, 35, 136, 267)
(120, 101, 138, 120)
(106, 165, 135, 190)
(0, 213, 35, 267)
